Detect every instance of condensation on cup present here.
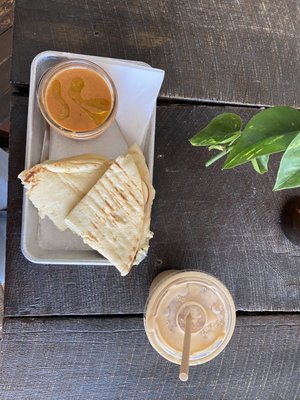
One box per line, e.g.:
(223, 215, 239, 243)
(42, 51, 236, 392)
(144, 270, 236, 365)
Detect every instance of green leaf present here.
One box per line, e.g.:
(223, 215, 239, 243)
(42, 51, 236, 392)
(189, 113, 242, 146)
(223, 106, 300, 169)
(274, 132, 300, 191)
(251, 155, 269, 174)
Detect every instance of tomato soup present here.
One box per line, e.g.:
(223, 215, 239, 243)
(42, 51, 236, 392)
(45, 67, 113, 132)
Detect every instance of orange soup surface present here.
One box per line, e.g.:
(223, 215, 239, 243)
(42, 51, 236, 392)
(45, 67, 113, 132)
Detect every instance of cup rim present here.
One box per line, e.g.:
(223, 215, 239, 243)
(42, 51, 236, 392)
(37, 58, 118, 140)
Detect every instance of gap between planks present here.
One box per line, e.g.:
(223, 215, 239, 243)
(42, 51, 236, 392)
(10, 87, 268, 109)
(3, 311, 300, 320)
(12, 84, 300, 110)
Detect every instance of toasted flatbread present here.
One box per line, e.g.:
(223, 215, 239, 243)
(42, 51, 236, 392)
(127, 144, 155, 265)
(18, 154, 111, 231)
(65, 153, 145, 275)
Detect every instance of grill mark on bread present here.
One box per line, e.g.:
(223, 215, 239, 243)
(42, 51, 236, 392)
(93, 186, 110, 215)
(91, 218, 118, 232)
(94, 213, 104, 225)
(98, 179, 123, 209)
(104, 199, 114, 211)
(129, 244, 139, 267)
(90, 197, 141, 251)
(23, 166, 44, 186)
(105, 168, 143, 208)
(124, 184, 143, 208)
(94, 186, 127, 226)
(87, 231, 97, 242)
(91, 186, 126, 228)
(92, 221, 98, 230)
(72, 207, 141, 272)
(114, 161, 130, 179)
(113, 159, 143, 206)
(114, 187, 126, 202)
(114, 160, 139, 191)
(89, 214, 139, 263)
(102, 176, 138, 213)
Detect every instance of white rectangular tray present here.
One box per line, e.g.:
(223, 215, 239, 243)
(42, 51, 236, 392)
(21, 50, 159, 265)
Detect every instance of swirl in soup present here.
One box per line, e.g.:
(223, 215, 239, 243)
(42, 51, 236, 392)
(45, 67, 113, 132)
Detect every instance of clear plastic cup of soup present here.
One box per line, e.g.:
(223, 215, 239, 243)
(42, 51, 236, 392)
(37, 59, 117, 140)
(144, 270, 236, 365)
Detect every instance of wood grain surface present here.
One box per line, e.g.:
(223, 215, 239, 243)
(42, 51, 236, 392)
(0, 89, 10, 131)
(0, 0, 13, 124)
(5, 95, 300, 316)
(0, 0, 14, 36)
(0, 26, 12, 66)
(11, 0, 300, 106)
(0, 55, 11, 96)
(0, 315, 299, 400)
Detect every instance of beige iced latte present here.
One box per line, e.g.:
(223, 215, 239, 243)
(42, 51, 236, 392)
(144, 270, 236, 365)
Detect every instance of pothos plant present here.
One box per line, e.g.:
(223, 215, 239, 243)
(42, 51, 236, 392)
(189, 106, 300, 191)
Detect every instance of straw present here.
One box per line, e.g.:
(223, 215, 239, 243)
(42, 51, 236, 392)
(179, 313, 192, 382)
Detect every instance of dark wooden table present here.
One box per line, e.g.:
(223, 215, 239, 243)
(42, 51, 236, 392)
(1, 1, 300, 398)
(0, 0, 14, 143)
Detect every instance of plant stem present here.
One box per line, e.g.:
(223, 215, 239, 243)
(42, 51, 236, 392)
(205, 146, 233, 167)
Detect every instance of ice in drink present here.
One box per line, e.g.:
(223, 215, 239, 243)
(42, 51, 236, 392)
(144, 270, 236, 365)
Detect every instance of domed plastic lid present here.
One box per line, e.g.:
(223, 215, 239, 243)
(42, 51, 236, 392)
(144, 271, 236, 365)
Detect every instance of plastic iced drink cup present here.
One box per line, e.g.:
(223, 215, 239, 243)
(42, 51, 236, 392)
(144, 270, 236, 365)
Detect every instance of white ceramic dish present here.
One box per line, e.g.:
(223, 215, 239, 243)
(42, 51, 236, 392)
(21, 50, 162, 265)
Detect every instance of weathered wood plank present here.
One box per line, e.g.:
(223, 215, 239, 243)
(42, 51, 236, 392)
(0, 0, 14, 36)
(0, 315, 299, 399)
(5, 95, 300, 316)
(0, 89, 10, 130)
(12, 0, 300, 106)
(0, 57, 11, 95)
(0, 25, 13, 127)
(0, 26, 12, 64)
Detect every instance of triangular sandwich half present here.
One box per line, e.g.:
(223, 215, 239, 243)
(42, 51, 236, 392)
(18, 154, 111, 231)
(65, 149, 151, 275)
